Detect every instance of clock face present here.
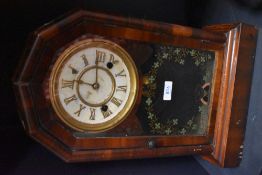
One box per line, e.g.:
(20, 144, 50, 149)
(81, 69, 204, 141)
(49, 39, 138, 132)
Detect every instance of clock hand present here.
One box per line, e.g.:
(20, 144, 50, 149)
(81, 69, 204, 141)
(76, 79, 100, 90)
(93, 59, 100, 90)
(76, 80, 93, 86)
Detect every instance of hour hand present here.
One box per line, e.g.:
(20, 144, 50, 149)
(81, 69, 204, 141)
(76, 80, 93, 86)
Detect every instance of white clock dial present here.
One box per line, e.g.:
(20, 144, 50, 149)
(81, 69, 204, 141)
(49, 39, 138, 132)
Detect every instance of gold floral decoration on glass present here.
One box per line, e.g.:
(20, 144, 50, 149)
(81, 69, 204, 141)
(143, 45, 213, 135)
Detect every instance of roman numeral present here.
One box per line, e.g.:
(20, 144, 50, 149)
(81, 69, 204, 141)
(109, 54, 119, 64)
(115, 69, 126, 77)
(96, 50, 106, 63)
(74, 104, 86, 117)
(63, 95, 77, 105)
(89, 108, 96, 120)
(61, 79, 75, 89)
(101, 109, 112, 118)
(111, 97, 122, 107)
(116, 85, 127, 93)
(81, 54, 89, 66)
(68, 65, 79, 74)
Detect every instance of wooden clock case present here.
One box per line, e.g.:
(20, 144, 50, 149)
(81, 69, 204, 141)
(13, 10, 258, 167)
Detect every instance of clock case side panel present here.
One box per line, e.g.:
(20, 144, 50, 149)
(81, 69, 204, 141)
(13, 10, 228, 163)
(202, 23, 258, 167)
(12, 32, 47, 135)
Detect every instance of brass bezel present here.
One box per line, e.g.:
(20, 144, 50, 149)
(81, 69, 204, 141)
(49, 38, 138, 132)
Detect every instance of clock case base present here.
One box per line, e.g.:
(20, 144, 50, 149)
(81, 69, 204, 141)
(13, 10, 257, 167)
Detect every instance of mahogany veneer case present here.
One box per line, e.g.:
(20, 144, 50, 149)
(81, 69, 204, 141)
(13, 10, 258, 167)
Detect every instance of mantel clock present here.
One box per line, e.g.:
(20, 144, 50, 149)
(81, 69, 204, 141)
(13, 10, 258, 167)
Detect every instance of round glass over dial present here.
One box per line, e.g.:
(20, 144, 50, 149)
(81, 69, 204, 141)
(49, 39, 138, 132)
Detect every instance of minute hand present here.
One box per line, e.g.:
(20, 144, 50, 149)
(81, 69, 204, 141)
(95, 59, 98, 84)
